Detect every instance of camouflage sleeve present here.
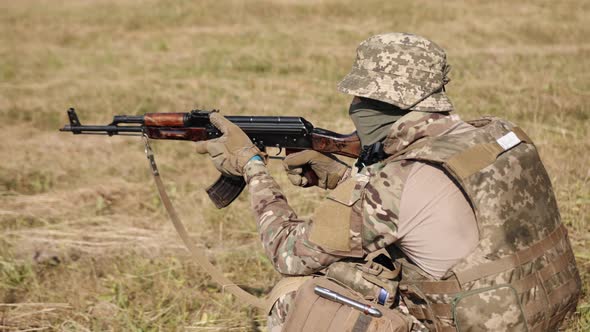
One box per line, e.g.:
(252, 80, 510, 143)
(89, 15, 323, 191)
(361, 161, 413, 253)
(243, 160, 342, 275)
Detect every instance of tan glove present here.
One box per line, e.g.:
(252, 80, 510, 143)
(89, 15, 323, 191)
(195, 112, 264, 176)
(283, 150, 350, 189)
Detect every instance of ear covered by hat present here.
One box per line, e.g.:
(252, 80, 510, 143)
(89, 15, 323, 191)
(338, 32, 454, 113)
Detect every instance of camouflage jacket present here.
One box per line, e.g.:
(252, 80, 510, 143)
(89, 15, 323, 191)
(243, 111, 466, 275)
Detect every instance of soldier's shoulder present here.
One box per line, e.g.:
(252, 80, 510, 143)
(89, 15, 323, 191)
(363, 159, 416, 198)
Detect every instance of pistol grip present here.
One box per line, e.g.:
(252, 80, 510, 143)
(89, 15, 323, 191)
(285, 148, 319, 188)
(206, 175, 246, 209)
(301, 166, 319, 188)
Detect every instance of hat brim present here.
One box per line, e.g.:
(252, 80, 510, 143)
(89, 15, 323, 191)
(337, 67, 453, 113)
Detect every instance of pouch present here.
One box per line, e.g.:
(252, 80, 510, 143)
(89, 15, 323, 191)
(452, 284, 528, 332)
(283, 277, 411, 332)
(309, 175, 367, 256)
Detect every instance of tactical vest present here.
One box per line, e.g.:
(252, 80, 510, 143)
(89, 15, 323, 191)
(386, 117, 581, 331)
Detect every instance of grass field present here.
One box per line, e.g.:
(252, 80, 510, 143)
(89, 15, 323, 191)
(0, 0, 588, 330)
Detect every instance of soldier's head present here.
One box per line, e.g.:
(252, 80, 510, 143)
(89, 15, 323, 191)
(338, 32, 453, 146)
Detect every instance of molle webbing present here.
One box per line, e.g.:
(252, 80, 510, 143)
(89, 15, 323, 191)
(403, 301, 453, 321)
(407, 280, 460, 294)
(282, 277, 413, 332)
(462, 223, 578, 321)
(454, 224, 568, 284)
(401, 223, 578, 331)
(388, 119, 579, 331)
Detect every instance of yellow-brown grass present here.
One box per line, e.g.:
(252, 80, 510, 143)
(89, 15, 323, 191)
(1, 0, 588, 330)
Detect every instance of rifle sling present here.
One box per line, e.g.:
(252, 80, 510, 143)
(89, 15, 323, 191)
(142, 136, 267, 310)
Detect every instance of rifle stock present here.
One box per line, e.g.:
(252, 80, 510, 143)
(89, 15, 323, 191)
(310, 131, 361, 158)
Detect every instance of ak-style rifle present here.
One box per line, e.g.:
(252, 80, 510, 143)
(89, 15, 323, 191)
(60, 108, 360, 208)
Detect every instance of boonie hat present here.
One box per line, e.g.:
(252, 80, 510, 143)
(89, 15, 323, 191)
(338, 32, 453, 112)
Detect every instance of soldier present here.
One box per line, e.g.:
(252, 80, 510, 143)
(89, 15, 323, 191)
(196, 33, 581, 331)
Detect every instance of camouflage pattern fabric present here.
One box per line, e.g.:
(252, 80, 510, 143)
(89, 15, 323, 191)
(452, 285, 527, 331)
(361, 112, 465, 253)
(247, 110, 580, 330)
(243, 160, 342, 275)
(244, 32, 580, 331)
(391, 117, 581, 331)
(338, 32, 453, 113)
(244, 111, 462, 275)
(397, 301, 430, 332)
(243, 111, 464, 330)
(267, 291, 296, 332)
(268, 285, 429, 332)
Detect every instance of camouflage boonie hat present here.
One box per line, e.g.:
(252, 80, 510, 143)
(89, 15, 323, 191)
(338, 32, 453, 112)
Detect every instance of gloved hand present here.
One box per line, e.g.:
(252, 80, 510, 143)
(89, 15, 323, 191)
(283, 150, 351, 189)
(195, 112, 265, 177)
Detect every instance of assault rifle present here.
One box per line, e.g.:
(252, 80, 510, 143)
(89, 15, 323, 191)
(60, 108, 360, 208)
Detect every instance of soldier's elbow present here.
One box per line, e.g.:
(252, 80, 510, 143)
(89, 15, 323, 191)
(271, 253, 313, 276)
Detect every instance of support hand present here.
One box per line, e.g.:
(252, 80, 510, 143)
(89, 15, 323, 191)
(195, 113, 265, 177)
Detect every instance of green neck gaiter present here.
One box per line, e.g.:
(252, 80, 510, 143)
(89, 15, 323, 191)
(349, 97, 408, 146)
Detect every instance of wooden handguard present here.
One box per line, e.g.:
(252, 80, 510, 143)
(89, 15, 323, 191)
(206, 175, 247, 209)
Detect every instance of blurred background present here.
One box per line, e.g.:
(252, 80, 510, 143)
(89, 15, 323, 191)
(0, 0, 588, 330)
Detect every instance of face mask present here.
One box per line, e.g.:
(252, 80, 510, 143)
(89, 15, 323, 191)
(349, 97, 407, 146)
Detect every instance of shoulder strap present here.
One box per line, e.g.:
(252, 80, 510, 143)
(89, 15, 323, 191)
(142, 136, 267, 310)
(445, 127, 531, 179)
(386, 126, 532, 180)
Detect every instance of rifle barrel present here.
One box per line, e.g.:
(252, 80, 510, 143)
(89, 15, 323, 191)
(60, 125, 143, 134)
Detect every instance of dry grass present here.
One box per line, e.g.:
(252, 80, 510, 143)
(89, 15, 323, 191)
(0, 0, 588, 330)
